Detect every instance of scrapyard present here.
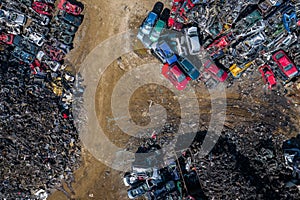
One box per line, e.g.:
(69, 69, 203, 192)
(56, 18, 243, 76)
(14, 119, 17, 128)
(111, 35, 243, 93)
(1, 0, 300, 199)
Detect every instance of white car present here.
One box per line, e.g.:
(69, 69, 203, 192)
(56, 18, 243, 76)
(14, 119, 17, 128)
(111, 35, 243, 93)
(64, 73, 75, 82)
(44, 60, 61, 72)
(36, 51, 46, 62)
(185, 26, 201, 55)
(0, 9, 9, 20)
(175, 36, 188, 56)
(8, 12, 26, 26)
(0, 9, 26, 26)
(26, 32, 44, 46)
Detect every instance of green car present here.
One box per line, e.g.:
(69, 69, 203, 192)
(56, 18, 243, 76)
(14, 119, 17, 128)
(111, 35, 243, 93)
(149, 19, 166, 42)
(236, 9, 262, 29)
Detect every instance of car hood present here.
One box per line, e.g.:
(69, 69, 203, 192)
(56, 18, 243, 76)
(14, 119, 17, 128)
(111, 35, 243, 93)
(189, 36, 200, 50)
(15, 15, 26, 24)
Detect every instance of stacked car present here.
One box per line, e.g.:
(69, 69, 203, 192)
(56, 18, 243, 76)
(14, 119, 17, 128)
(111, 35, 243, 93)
(0, 0, 84, 115)
(123, 136, 184, 199)
(138, 0, 300, 91)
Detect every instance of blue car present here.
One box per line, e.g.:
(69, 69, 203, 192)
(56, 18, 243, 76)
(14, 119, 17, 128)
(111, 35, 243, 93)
(57, 11, 83, 27)
(152, 41, 177, 65)
(140, 12, 158, 35)
(127, 181, 149, 199)
(282, 7, 298, 33)
(178, 57, 200, 80)
(12, 47, 35, 64)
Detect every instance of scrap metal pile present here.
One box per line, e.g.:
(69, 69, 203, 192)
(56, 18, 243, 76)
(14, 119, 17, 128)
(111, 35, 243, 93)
(123, 0, 300, 199)
(124, 130, 300, 200)
(0, 0, 84, 199)
(137, 0, 300, 90)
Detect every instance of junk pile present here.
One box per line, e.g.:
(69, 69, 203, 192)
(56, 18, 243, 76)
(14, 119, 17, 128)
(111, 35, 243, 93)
(0, 0, 84, 198)
(124, 0, 300, 199)
(137, 0, 300, 90)
(124, 128, 300, 199)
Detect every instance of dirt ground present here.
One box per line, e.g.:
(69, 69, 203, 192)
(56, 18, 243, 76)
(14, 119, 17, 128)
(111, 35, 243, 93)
(49, 1, 171, 199)
(49, 0, 300, 199)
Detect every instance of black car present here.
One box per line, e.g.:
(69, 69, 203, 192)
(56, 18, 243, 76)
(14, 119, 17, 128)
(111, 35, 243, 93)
(152, 1, 164, 16)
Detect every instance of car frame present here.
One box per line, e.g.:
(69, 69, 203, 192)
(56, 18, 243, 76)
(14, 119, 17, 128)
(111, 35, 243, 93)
(161, 62, 189, 91)
(185, 26, 200, 55)
(32, 13, 50, 26)
(51, 20, 78, 35)
(31, 1, 54, 16)
(203, 59, 228, 82)
(258, 64, 276, 89)
(56, 10, 83, 27)
(272, 50, 298, 80)
(0, 9, 27, 26)
(152, 41, 177, 65)
(12, 47, 35, 64)
(282, 6, 298, 33)
(42, 44, 66, 61)
(25, 32, 45, 47)
(140, 11, 158, 35)
(57, 0, 83, 15)
(127, 181, 149, 199)
(178, 57, 200, 80)
(0, 32, 14, 45)
(149, 19, 165, 42)
(13, 35, 40, 55)
(229, 61, 255, 78)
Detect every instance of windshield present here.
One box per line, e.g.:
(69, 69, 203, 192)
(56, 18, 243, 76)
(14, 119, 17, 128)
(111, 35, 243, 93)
(216, 70, 224, 78)
(284, 64, 293, 71)
(164, 49, 174, 58)
(189, 31, 198, 37)
(177, 73, 185, 82)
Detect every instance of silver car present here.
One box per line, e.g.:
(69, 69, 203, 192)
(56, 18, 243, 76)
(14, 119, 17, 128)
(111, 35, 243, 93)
(0, 9, 26, 26)
(185, 26, 200, 55)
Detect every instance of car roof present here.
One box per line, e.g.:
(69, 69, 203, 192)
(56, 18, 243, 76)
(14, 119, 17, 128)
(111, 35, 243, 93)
(159, 41, 171, 50)
(180, 58, 194, 71)
(148, 12, 157, 20)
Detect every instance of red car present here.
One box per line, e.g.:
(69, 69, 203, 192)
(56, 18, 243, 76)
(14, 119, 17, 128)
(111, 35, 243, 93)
(42, 44, 66, 61)
(32, 2, 54, 16)
(203, 59, 228, 82)
(272, 50, 299, 80)
(0, 32, 14, 45)
(162, 63, 189, 90)
(168, 0, 186, 30)
(30, 59, 43, 75)
(258, 64, 276, 89)
(57, 0, 83, 15)
(168, 16, 184, 30)
(206, 33, 233, 58)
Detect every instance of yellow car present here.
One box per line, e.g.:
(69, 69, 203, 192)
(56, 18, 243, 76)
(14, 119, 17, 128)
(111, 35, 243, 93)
(229, 61, 255, 78)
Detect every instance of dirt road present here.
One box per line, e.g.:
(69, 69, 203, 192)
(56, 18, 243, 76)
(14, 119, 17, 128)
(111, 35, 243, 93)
(49, 1, 170, 199)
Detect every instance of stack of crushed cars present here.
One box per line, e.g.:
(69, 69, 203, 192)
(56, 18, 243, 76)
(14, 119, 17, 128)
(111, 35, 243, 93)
(124, 129, 300, 199)
(0, 0, 84, 118)
(137, 0, 300, 90)
(123, 133, 206, 200)
(0, 0, 84, 199)
(283, 134, 300, 189)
